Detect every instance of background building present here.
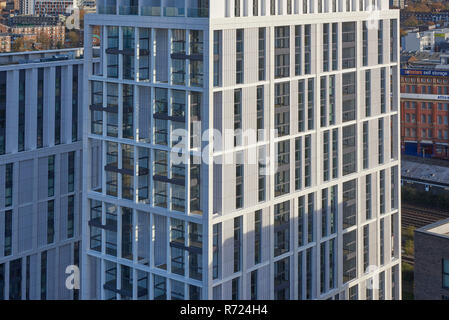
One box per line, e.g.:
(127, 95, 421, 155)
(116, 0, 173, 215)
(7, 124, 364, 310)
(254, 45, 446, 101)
(0, 48, 98, 300)
(401, 56, 449, 159)
(82, 0, 401, 300)
(414, 218, 449, 300)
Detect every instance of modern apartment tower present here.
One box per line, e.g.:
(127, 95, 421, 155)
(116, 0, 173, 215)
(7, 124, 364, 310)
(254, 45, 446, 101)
(82, 0, 401, 300)
(0, 48, 94, 300)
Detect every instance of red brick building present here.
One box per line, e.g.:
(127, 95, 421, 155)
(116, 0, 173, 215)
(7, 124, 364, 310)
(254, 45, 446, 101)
(401, 68, 449, 159)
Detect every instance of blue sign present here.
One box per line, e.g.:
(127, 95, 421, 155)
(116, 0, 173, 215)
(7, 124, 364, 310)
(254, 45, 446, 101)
(401, 69, 449, 77)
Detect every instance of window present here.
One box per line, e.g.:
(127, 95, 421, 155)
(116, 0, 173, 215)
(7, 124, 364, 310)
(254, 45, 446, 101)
(379, 271, 385, 300)
(259, 28, 266, 81)
(349, 285, 358, 300)
(362, 21, 368, 66)
(47, 201, 54, 244)
(72, 65, 79, 141)
(380, 170, 385, 214)
(320, 77, 327, 127)
(378, 118, 384, 164)
(322, 189, 328, 237)
(274, 257, 290, 300)
(330, 186, 338, 234)
(366, 174, 372, 220)
(323, 131, 330, 181)
(213, 223, 221, 279)
(331, 23, 338, 70)
(255, 210, 262, 265)
(298, 251, 303, 299)
(55, 67, 61, 145)
(41, 251, 47, 300)
(329, 238, 336, 289)
(4, 210, 12, 256)
(298, 196, 305, 247)
(329, 75, 336, 125)
(275, 82, 290, 136)
(10, 258, 22, 300)
(363, 225, 369, 273)
(304, 25, 311, 74)
(234, 217, 242, 273)
(378, 20, 383, 64)
(257, 86, 264, 141)
(251, 270, 258, 300)
(343, 231, 357, 283)
(298, 80, 305, 132)
(235, 0, 240, 16)
(365, 70, 371, 117)
(307, 78, 314, 130)
(320, 243, 325, 294)
(380, 218, 385, 265)
(343, 179, 357, 229)
(0, 264, 4, 300)
(37, 68, 44, 148)
(342, 125, 356, 175)
(48, 155, 55, 197)
(236, 161, 244, 209)
(232, 277, 240, 300)
(305, 135, 311, 187)
(253, 0, 258, 15)
(342, 22, 356, 69)
(381, 68, 386, 113)
(236, 29, 244, 84)
(363, 122, 369, 169)
(213, 30, 222, 87)
(342, 72, 356, 122)
(443, 260, 449, 289)
(0, 71, 5, 155)
(258, 148, 266, 202)
(274, 201, 290, 257)
(68, 151, 75, 193)
(295, 138, 302, 190)
(323, 24, 329, 71)
(295, 26, 302, 76)
(68, 195, 75, 238)
(306, 248, 313, 299)
(332, 129, 338, 179)
(307, 193, 314, 243)
(234, 89, 242, 146)
(18, 70, 25, 151)
(5, 163, 13, 207)
(275, 26, 290, 78)
(275, 140, 290, 196)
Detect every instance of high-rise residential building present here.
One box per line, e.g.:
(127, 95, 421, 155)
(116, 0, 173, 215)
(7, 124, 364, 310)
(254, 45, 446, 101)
(82, 0, 401, 300)
(0, 48, 98, 300)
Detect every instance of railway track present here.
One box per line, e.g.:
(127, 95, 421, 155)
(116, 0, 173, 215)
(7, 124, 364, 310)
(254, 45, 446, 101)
(401, 204, 449, 229)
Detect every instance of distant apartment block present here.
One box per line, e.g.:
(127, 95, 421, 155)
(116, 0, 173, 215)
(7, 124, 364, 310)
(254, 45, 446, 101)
(0, 48, 98, 300)
(34, 0, 74, 15)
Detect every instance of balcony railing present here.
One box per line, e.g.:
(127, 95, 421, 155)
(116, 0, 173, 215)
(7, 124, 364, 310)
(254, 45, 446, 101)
(98, 5, 117, 14)
(187, 8, 209, 18)
(141, 6, 161, 16)
(119, 5, 138, 15)
(98, 5, 209, 18)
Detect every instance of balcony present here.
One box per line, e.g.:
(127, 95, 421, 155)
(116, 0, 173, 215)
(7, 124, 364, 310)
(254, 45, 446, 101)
(164, 6, 185, 16)
(141, 6, 161, 16)
(119, 5, 138, 14)
(98, 5, 117, 14)
(187, 7, 208, 17)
